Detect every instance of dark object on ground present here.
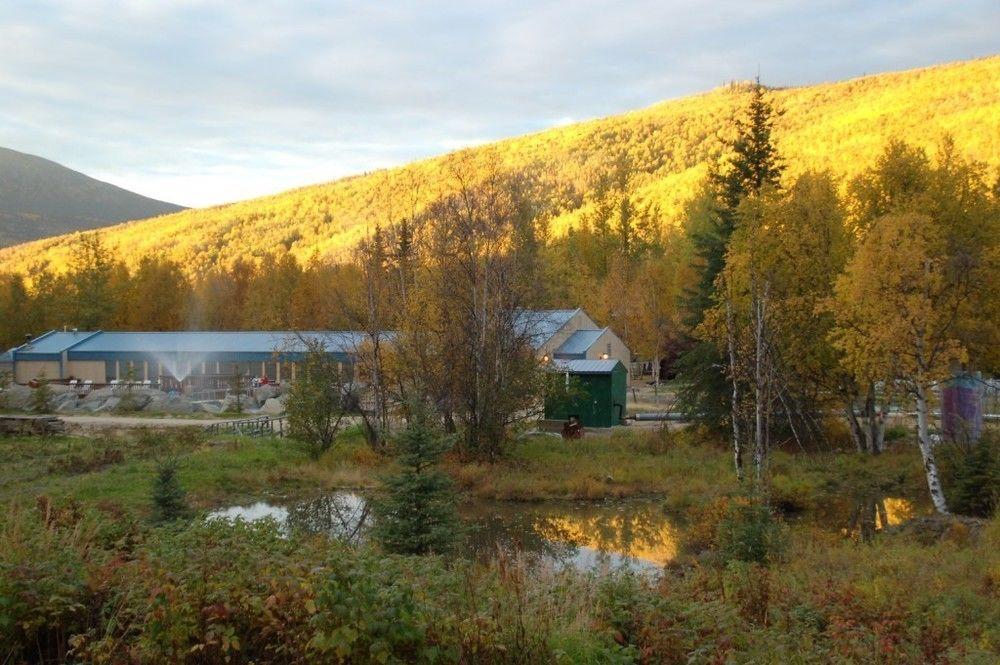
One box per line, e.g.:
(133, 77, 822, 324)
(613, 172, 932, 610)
(887, 514, 987, 544)
(0, 415, 65, 435)
(562, 417, 583, 439)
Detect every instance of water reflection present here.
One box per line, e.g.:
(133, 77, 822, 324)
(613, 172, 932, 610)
(842, 496, 916, 542)
(462, 502, 678, 573)
(208, 493, 370, 545)
(208, 494, 678, 573)
(208, 491, 923, 570)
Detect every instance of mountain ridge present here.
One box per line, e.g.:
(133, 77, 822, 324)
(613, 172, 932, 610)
(0, 55, 996, 276)
(0, 146, 184, 248)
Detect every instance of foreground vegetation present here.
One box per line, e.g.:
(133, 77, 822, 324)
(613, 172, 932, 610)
(1, 426, 998, 663)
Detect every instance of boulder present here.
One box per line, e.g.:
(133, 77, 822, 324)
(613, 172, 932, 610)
(252, 384, 279, 405)
(261, 396, 287, 415)
(94, 396, 121, 412)
(81, 387, 115, 404)
(0, 384, 33, 410)
(52, 392, 79, 412)
(146, 394, 198, 415)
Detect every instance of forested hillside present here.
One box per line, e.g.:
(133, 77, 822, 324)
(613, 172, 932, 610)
(0, 147, 183, 248)
(0, 56, 996, 276)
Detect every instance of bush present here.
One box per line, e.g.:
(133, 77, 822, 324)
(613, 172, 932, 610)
(940, 434, 1000, 517)
(30, 377, 53, 414)
(715, 499, 785, 566)
(373, 412, 459, 555)
(151, 458, 191, 523)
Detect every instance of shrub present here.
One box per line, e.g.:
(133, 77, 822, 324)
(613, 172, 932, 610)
(715, 499, 785, 566)
(373, 412, 459, 555)
(286, 338, 349, 459)
(30, 375, 53, 414)
(151, 458, 191, 523)
(940, 433, 1000, 517)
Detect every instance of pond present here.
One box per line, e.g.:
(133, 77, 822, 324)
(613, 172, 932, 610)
(208, 493, 679, 573)
(207, 490, 930, 574)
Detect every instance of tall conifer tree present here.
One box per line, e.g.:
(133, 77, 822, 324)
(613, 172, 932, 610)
(677, 80, 783, 429)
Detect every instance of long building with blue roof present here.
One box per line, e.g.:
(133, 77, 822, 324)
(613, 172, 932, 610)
(6, 329, 369, 386)
(5, 308, 629, 387)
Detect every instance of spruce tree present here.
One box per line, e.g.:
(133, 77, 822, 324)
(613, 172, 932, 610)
(677, 80, 783, 427)
(151, 458, 191, 523)
(373, 411, 459, 555)
(30, 372, 53, 414)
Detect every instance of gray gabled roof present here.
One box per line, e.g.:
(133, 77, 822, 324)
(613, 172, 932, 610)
(554, 328, 605, 357)
(549, 358, 623, 374)
(516, 308, 580, 349)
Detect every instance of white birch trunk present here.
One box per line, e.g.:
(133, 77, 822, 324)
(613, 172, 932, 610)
(725, 300, 744, 481)
(914, 383, 949, 514)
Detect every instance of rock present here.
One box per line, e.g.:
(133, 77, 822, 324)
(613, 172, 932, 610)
(261, 396, 287, 415)
(94, 397, 121, 412)
(199, 401, 224, 414)
(888, 514, 987, 544)
(52, 392, 79, 412)
(252, 384, 279, 405)
(81, 387, 114, 403)
(0, 384, 33, 410)
(146, 394, 198, 414)
(79, 399, 106, 413)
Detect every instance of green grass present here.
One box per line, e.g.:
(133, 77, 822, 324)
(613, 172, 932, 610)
(0, 431, 382, 514)
(0, 425, 932, 518)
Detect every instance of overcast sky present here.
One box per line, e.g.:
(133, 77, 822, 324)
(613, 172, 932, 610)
(1, 1, 997, 208)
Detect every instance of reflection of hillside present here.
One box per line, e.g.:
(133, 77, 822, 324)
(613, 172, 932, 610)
(532, 506, 679, 565)
(844, 497, 916, 541)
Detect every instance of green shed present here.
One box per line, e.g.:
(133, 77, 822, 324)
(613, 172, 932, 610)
(544, 359, 628, 428)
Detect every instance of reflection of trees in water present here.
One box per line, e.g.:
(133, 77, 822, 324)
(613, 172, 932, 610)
(464, 513, 577, 564)
(464, 501, 677, 567)
(844, 496, 915, 542)
(285, 494, 371, 545)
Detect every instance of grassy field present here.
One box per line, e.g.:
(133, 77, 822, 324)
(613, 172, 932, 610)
(0, 425, 929, 516)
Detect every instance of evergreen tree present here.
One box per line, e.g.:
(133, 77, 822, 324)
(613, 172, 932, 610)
(151, 458, 191, 523)
(30, 371, 53, 414)
(373, 410, 459, 555)
(677, 80, 784, 428)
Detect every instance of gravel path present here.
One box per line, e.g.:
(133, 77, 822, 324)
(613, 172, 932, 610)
(60, 415, 238, 428)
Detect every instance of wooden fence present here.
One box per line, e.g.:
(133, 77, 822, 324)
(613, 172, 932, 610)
(204, 415, 288, 438)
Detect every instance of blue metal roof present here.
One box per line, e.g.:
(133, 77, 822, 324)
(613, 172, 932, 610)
(13, 330, 101, 358)
(550, 359, 623, 374)
(554, 328, 605, 357)
(68, 331, 369, 356)
(0, 349, 12, 363)
(516, 309, 580, 349)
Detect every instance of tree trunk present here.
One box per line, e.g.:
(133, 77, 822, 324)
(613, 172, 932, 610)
(914, 383, 949, 515)
(725, 301, 744, 481)
(846, 403, 866, 453)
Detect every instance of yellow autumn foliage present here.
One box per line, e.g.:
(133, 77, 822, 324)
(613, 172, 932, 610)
(0, 55, 996, 278)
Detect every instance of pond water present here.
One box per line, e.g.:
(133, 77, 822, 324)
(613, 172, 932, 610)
(208, 494, 678, 573)
(207, 492, 928, 574)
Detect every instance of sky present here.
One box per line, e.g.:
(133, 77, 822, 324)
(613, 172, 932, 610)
(0, 1, 997, 208)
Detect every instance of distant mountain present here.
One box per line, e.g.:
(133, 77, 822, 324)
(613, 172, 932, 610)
(0, 147, 184, 247)
(0, 55, 997, 275)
